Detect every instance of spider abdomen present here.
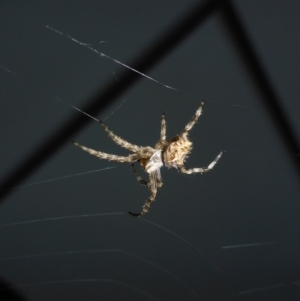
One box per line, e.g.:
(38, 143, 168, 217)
(163, 136, 192, 168)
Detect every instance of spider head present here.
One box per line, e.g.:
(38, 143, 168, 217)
(163, 136, 192, 168)
(139, 150, 163, 173)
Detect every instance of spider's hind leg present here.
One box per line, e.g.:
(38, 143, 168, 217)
(179, 151, 223, 174)
(131, 163, 149, 187)
(180, 101, 204, 137)
(128, 173, 158, 217)
(160, 112, 167, 142)
(128, 211, 141, 217)
(128, 192, 157, 217)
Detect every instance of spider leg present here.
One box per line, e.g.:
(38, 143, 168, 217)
(134, 190, 157, 217)
(128, 170, 161, 217)
(131, 163, 149, 187)
(71, 140, 138, 163)
(131, 162, 163, 190)
(160, 112, 167, 142)
(180, 101, 204, 137)
(100, 121, 140, 152)
(178, 151, 223, 174)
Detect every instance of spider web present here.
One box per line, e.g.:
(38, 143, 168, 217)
(1, 1, 300, 301)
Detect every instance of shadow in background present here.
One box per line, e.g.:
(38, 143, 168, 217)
(0, 277, 28, 301)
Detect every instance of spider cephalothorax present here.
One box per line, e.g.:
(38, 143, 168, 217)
(139, 150, 163, 174)
(72, 101, 222, 217)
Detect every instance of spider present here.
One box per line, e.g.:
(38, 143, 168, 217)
(71, 101, 222, 217)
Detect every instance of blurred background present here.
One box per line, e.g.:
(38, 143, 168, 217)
(0, 0, 299, 300)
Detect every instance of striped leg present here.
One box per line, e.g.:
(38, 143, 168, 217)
(72, 140, 137, 163)
(180, 101, 204, 137)
(178, 151, 223, 174)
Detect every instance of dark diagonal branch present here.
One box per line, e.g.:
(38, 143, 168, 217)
(219, 0, 300, 176)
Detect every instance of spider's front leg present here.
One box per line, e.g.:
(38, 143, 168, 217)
(71, 140, 138, 163)
(179, 151, 223, 174)
(99, 121, 140, 152)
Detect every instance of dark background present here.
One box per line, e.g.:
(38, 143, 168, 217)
(0, 0, 300, 300)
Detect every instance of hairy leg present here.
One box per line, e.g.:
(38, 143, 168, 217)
(100, 121, 140, 152)
(128, 177, 158, 217)
(160, 112, 166, 142)
(131, 163, 149, 187)
(180, 101, 204, 137)
(178, 151, 223, 174)
(72, 140, 138, 163)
